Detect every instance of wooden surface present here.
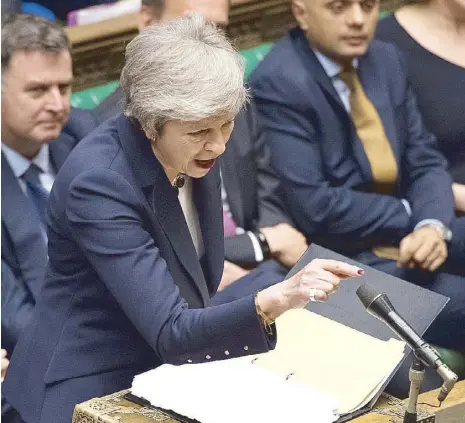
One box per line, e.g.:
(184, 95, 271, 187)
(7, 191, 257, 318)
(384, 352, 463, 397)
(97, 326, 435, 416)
(72, 380, 465, 423)
(66, 0, 403, 91)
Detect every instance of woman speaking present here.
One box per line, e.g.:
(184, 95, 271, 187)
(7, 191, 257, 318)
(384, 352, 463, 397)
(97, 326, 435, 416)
(3, 14, 362, 423)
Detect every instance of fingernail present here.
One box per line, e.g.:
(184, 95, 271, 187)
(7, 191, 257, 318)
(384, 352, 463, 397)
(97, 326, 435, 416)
(357, 269, 364, 275)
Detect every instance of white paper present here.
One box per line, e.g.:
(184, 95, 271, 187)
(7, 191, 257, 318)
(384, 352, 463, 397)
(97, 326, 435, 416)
(132, 358, 339, 423)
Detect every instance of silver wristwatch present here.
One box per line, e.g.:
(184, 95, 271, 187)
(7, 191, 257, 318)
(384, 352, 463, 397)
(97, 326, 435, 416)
(430, 223, 453, 242)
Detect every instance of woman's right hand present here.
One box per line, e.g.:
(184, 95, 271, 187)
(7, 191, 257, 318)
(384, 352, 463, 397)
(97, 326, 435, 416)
(256, 259, 364, 321)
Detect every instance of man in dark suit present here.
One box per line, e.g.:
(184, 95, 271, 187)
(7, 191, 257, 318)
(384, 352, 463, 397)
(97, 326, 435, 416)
(249, 0, 465, 349)
(1, 15, 98, 357)
(96, 0, 308, 295)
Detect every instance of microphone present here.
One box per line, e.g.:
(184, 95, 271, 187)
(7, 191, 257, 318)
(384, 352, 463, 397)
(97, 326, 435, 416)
(356, 283, 458, 402)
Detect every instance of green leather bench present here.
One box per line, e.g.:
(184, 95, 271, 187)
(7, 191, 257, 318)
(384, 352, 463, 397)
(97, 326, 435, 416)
(70, 33, 465, 379)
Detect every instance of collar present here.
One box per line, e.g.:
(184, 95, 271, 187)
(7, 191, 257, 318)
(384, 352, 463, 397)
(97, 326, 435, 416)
(1, 143, 50, 178)
(313, 50, 359, 79)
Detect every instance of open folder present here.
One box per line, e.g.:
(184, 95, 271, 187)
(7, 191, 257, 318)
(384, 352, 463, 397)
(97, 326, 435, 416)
(129, 244, 448, 422)
(248, 309, 406, 415)
(285, 244, 449, 420)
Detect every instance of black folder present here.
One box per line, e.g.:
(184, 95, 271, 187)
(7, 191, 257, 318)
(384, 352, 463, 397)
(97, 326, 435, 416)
(285, 244, 449, 422)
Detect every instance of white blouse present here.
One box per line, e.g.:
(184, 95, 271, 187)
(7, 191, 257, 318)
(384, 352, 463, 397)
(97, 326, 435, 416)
(177, 176, 205, 258)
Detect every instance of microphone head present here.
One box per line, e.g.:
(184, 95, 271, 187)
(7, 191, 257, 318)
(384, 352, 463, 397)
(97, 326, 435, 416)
(356, 283, 381, 309)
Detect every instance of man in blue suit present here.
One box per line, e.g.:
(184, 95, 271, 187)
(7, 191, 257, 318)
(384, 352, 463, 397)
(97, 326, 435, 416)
(250, 0, 465, 350)
(1, 14, 98, 358)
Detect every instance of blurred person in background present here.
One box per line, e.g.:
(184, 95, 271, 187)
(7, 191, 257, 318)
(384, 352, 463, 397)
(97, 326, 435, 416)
(1, 14, 98, 359)
(97, 0, 309, 299)
(249, 0, 465, 352)
(376, 0, 465, 213)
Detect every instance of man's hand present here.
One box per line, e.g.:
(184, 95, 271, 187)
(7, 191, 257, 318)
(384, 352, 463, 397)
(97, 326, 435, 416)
(398, 226, 448, 272)
(452, 183, 465, 213)
(1, 349, 9, 382)
(217, 261, 250, 292)
(260, 223, 308, 268)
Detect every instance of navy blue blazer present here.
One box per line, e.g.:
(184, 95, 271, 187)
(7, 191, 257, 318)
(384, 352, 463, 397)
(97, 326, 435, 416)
(1, 107, 98, 354)
(249, 28, 454, 254)
(97, 87, 290, 266)
(3, 115, 274, 423)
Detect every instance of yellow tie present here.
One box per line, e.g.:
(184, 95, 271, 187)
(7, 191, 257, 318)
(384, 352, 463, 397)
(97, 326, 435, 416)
(339, 67, 398, 194)
(340, 67, 400, 261)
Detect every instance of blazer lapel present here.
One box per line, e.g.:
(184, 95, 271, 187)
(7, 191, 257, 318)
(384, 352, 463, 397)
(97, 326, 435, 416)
(49, 132, 77, 173)
(292, 28, 347, 114)
(1, 153, 48, 299)
(147, 178, 210, 305)
(193, 165, 223, 294)
(116, 116, 210, 305)
(219, 139, 245, 227)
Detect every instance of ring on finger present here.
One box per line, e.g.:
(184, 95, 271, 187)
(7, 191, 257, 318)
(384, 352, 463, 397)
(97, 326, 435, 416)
(308, 288, 318, 302)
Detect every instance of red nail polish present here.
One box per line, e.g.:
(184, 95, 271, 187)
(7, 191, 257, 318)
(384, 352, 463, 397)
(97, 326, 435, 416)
(357, 269, 364, 275)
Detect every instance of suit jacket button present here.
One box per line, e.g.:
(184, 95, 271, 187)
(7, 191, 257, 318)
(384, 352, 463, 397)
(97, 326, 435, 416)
(224, 350, 230, 356)
(243, 346, 249, 351)
(206, 355, 211, 359)
(187, 359, 193, 363)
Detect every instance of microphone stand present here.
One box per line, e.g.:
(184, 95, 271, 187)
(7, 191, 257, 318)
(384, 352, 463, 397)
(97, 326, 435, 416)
(403, 357, 425, 423)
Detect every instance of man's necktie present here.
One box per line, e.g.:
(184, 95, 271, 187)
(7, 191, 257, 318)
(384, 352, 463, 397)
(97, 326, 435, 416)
(340, 67, 400, 260)
(223, 209, 237, 237)
(22, 163, 49, 225)
(339, 66, 398, 194)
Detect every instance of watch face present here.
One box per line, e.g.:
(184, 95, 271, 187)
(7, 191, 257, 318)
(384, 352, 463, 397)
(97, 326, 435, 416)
(437, 225, 452, 241)
(445, 229, 453, 241)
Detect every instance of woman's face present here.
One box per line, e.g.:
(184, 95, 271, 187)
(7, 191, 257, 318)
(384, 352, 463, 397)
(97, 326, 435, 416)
(151, 114, 235, 182)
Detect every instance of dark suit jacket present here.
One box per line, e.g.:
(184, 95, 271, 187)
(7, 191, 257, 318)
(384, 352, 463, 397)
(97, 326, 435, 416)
(63, 107, 100, 141)
(1, 107, 98, 354)
(3, 115, 274, 423)
(249, 28, 455, 255)
(96, 87, 290, 266)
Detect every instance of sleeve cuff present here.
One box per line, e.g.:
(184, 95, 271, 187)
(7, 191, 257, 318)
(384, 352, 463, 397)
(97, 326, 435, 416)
(414, 219, 444, 231)
(246, 231, 264, 262)
(401, 199, 412, 216)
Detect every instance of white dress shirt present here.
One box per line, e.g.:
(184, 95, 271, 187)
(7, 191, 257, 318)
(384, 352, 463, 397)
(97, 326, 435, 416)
(1, 143, 55, 194)
(177, 176, 205, 258)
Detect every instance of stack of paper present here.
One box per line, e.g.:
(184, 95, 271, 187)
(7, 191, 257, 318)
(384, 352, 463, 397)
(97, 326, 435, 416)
(132, 358, 339, 423)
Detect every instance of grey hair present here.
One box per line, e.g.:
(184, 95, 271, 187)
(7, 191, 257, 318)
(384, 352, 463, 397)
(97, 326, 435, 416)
(1, 14, 71, 73)
(120, 12, 248, 138)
